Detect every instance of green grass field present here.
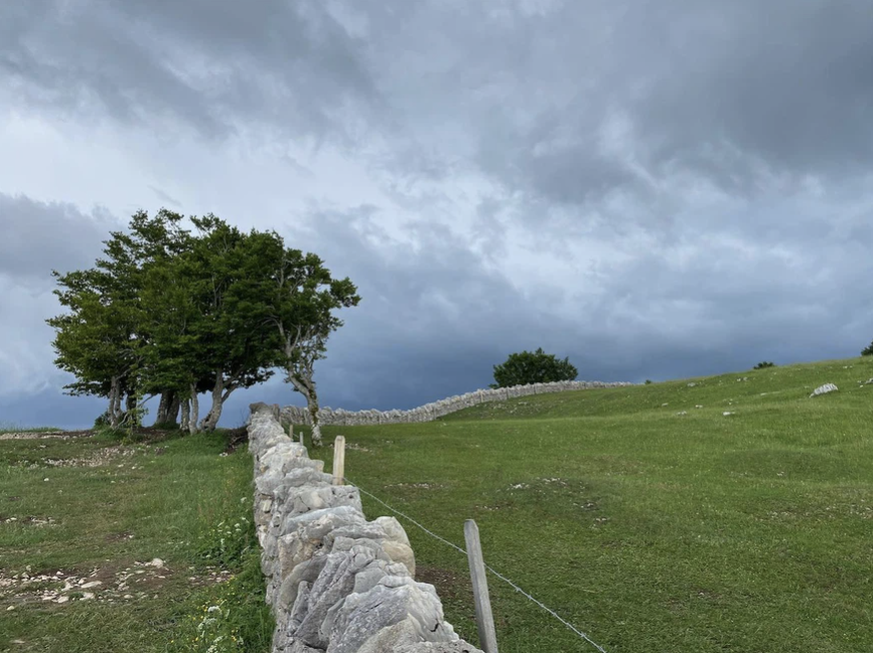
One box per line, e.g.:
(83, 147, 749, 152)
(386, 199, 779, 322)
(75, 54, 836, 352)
(3, 357, 872, 652)
(306, 357, 873, 652)
(0, 427, 272, 653)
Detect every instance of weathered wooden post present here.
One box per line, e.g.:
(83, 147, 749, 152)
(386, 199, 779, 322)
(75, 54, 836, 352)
(332, 435, 346, 486)
(464, 519, 499, 653)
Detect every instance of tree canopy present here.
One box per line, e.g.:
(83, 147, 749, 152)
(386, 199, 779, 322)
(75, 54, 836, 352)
(47, 209, 359, 435)
(490, 348, 578, 388)
(862, 341, 873, 356)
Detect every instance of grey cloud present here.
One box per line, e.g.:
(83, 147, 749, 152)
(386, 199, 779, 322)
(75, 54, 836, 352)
(148, 186, 182, 208)
(0, 0, 383, 145)
(8, 0, 872, 206)
(0, 388, 106, 431)
(274, 206, 633, 411)
(354, 1, 873, 212)
(271, 193, 873, 414)
(0, 194, 117, 285)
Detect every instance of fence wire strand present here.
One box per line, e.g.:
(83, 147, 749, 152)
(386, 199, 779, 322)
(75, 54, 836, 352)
(345, 476, 609, 653)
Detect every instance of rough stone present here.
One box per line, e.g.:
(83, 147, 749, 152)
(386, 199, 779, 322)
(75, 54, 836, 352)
(247, 401, 479, 653)
(280, 380, 635, 426)
(296, 545, 387, 648)
(810, 383, 838, 398)
(326, 576, 457, 653)
(395, 643, 485, 653)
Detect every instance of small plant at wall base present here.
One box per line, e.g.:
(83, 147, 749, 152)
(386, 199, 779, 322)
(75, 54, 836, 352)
(862, 341, 873, 356)
(197, 510, 255, 569)
(490, 347, 578, 388)
(753, 361, 776, 369)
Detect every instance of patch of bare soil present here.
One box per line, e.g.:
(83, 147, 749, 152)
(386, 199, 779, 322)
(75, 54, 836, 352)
(0, 430, 93, 441)
(0, 558, 233, 610)
(42, 446, 137, 468)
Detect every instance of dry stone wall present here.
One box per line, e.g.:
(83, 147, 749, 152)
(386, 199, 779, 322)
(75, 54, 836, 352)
(248, 402, 483, 653)
(282, 380, 635, 426)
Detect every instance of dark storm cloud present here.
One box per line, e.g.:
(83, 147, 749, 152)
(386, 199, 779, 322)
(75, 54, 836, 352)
(0, 389, 106, 432)
(0, 194, 117, 285)
(268, 190, 873, 414)
(0, 0, 382, 144)
(354, 0, 873, 209)
(6, 1, 873, 200)
(273, 206, 635, 412)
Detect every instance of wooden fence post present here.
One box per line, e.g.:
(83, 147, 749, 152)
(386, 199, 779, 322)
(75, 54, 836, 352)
(464, 519, 499, 653)
(332, 435, 346, 486)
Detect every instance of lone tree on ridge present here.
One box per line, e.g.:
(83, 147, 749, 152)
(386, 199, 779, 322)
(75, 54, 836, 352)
(490, 348, 578, 388)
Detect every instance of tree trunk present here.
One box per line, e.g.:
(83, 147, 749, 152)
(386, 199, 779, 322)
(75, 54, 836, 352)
(156, 392, 171, 424)
(123, 391, 141, 428)
(156, 391, 180, 426)
(113, 390, 123, 427)
(107, 377, 121, 429)
(167, 395, 181, 427)
(189, 384, 200, 435)
(199, 373, 225, 431)
(288, 372, 322, 447)
(180, 399, 190, 433)
(309, 401, 323, 448)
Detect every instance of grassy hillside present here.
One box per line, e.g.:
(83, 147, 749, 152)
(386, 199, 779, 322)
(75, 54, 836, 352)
(308, 357, 873, 652)
(0, 428, 272, 653)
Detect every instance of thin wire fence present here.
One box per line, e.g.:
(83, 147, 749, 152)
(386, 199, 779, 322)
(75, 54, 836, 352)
(346, 475, 610, 653)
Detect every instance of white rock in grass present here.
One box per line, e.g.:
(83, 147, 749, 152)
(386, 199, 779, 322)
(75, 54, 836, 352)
(723, 411, 734, 416)
(809, 383, 838, 398)
(676, 411, 688, 416)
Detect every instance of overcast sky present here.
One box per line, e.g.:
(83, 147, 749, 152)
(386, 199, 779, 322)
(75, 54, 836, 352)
(2, 0, 873, 429)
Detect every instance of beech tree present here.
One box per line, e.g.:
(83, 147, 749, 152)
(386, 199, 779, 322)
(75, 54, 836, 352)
(183, 216, 277, 431)
(490, 348, 578, 388)
(48, 209, 189, 428)
(47, 269, 136, 428)
(48, 209, 360, 434)
(240, 235, 360, 446)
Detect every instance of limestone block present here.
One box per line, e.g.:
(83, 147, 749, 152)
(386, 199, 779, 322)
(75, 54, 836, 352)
(355, 619, 419, 653)
(395, 643, 484, 653)
(281, 486, 362, 525)
(288, 580, 313, 633)
(326, 575, 457, 653)
(283, 640, 323, 653)
(276, 556, 328, 610)
(810, 383, 838, 398)
(278, 510, 368, 581)
(296, 545, 388, 648)
(324, 516, 415, 577)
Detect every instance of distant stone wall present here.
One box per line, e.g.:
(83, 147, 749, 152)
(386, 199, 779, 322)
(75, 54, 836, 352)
(248, 402, 483, 653)
(281, 380, 636, 426)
